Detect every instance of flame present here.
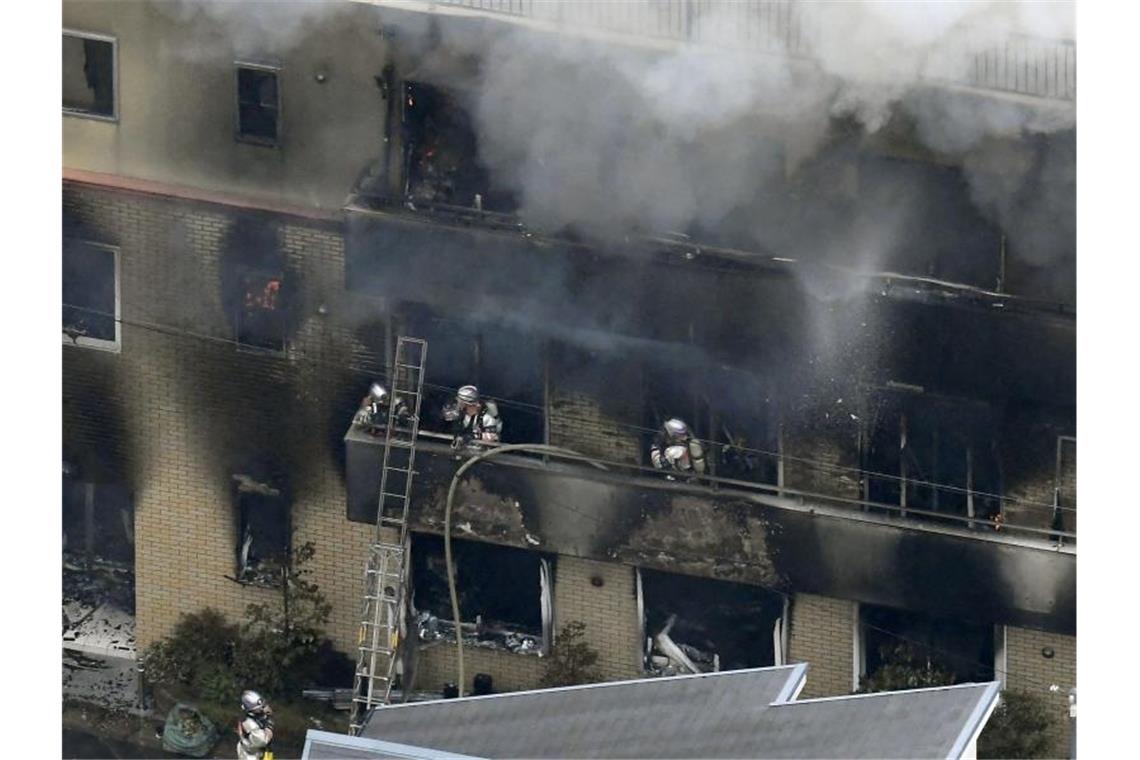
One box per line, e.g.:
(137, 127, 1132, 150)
(245, 278, 281, 311)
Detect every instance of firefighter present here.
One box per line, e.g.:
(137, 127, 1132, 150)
(650, 418, 706, 480)
(443, 385, 502, 449)
(353, 382, 411, 433)
(236, 690, 274, 760)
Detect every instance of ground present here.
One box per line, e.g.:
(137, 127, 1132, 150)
(62, 559, 349, 758)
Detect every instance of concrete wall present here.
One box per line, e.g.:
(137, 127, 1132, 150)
(787, 593, 856, 698)
(1006, 626, 1076, 758)
(62, 0, 389, 211)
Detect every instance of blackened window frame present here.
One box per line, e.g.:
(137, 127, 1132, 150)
(234, 478, 291, 588)
(234, 268, 288, 355)
(63, 29, 118, 122)
(234, 61, 282, 147)
(62, 239, 121, 354)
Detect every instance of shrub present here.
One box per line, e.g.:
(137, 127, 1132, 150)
(857, 642, 957, 693)
(540, 621, 602, 688)
(978, 689, 1059, 759)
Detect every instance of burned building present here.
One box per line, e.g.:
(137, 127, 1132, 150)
(63, 1, 1075, 756)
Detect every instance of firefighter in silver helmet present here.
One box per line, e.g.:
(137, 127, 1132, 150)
(650, 418, 706, 480)
(442, 385, 502, 449)
(353, 382, 411, 433)
(236, 690, 274, 760)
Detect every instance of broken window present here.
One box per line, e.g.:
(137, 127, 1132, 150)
(236, 64, 280, 145)
(399, 305, 546, 444)
(863, 390, 1001, 525)
(707, 366, 779, 486)
(402, 81, 514, 212)
(411, 533, 552, 655)
(234, 475, 290, 585)
(63, 31, 116, 119)
(235, 270, 287, 353)
(63, 239, 119, 352)
(62, 475, 133, 565)
(639, 568, 786, 675)
(859, 604, 995, 689)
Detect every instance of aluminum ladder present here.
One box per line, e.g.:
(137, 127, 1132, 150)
(349, 336, 427, 735)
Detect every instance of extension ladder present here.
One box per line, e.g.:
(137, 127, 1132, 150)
(349, 337, 427, 735)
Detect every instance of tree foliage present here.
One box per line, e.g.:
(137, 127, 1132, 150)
(977, 689, 1059, 759)
(857, 642, 957, 693)
(142, 542, 341, 702)
(539, 621, 603, 688)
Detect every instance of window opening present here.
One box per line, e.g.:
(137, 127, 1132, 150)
(234, 475, 290, 585)
(402, 81, 515, 212)
(235, 269, 287, 353)
(63, 239, 119, 352)
(641, 568, 785, 675)
(859, 604, 995, 691)
(399, 306, 545, 443)
(63, 31, 116, 119)
(411, 533, 551, 655)
(236, 64, 280, 145)
(863, 391, 1000, 525)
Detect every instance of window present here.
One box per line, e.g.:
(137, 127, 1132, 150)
(236, 63, 280, 145)
(640, 568, 786, 674)
(235, 269, 287, 353)
(858, 604, 995, 690)
(63, 239, 120, 352)
(63, 31, 117, 120)
(411, 533, 552, 656)
(399, 306, 546, 444)
(863, 391, 1001, 525)
(402, 81, 515, 211)
(234, 475, 290, 585)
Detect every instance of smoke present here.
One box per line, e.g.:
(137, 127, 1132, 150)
(394, 0, 1074, 296)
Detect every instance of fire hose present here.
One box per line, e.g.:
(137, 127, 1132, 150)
(443, 444, 606, 697)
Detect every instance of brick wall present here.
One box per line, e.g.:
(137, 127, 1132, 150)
(787, 593, 855, 697)
(553, 556, 643, 682)
(410, 642, 545, 696)
(62, 181, 386, 655)
(781, 423, 863, 502)
(1005, 626, 1076, 758)
(548, 391, 642, 465)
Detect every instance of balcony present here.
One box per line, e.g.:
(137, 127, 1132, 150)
(345, 425, 1075, 635)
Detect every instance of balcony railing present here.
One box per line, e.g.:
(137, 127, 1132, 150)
(379, 0, 1074, 101)
(353, 421, 1076, 546)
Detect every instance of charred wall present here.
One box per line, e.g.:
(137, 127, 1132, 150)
(62, 180, 391, 652)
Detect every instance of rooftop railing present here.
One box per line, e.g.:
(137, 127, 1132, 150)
(383, 0, 1074, 101)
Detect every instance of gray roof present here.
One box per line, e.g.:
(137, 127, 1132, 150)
(337, 665, 999, 759)
(303, 730, 480, 760)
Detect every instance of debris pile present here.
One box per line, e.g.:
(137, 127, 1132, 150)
(63, 560, 135, 656)
(62, 649, 140, 712)
(415, 611, 543, 656)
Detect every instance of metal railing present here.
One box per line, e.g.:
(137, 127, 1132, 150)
(361, 422, 1076, 546)
(414, 0, 1073, 101)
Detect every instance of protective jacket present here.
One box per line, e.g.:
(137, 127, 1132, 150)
(443, 399, 502, 446)
(650, 431, 707, 475)
(236, 713, 273, 760)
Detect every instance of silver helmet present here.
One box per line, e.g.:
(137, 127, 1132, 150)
(240, 690, 267, 714)
(664, 418, 689, 438)
(457, 385, 480, 404)
(369, 383, 389, 404)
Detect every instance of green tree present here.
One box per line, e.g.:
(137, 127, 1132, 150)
(539, 621, 603, 688)
(857, 642, 957, 693)
(235, 541, 333, 695)
(977, 689, 1059, 759)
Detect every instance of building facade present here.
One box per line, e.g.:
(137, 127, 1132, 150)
(63, 1, 1076, 755)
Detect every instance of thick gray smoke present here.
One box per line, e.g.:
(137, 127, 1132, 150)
(403, 0, 1075, 298)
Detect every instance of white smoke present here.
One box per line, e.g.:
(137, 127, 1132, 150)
(398, 0, 1075, 298)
